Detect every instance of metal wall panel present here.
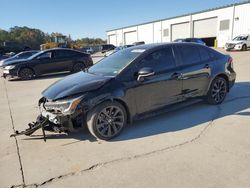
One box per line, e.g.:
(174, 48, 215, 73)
(124, 31, 137, 45)
(193, 17, 217, 38)
(108, 35, 116, 45)
(171, 22, 190, 41)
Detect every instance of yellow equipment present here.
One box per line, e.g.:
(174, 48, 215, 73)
(40, 35, 80, 50)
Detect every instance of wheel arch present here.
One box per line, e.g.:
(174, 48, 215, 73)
(86, 97, 132, 125)
(17, 66, 36, 77)
(73, 61, 86, 67)
(207, 73, 230, 94)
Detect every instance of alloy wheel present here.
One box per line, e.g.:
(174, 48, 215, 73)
(95, 106, 125, 138)
(20, 68, 33, 80)
(211, 78, 227, 103)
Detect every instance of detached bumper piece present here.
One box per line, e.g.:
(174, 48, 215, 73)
(10, 116, 49, 142)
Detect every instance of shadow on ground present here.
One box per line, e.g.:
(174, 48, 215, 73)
(22, 82, 250, 142)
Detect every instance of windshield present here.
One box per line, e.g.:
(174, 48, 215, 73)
(12, 52, 23, 58)
(88, 47, 145, 77)
(233, 36, 248, 41)
(28, 51, 44, 60)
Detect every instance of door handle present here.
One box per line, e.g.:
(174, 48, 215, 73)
(204, 64, 210, 69)
(171, 72, 182, 79)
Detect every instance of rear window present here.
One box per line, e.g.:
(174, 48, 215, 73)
(179, 45, 201, 65)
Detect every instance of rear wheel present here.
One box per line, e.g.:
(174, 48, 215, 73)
(72, 63, 85, 73)
(87, 101, 127, 140)
(206, 77, 228, 105)
(18, 68, 34, 80)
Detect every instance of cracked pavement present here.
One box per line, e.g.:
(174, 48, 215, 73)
(0, 51, 250, 188)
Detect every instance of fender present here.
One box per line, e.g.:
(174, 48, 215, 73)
(82, 87, 134, 124)
(17, 66, 36, 77)
(205, 72, 230, 94)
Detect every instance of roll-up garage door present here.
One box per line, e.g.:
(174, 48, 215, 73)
(124, 31, 137, 45)
(171, 22, 190, 41)
(193, 17, 217, 38)
(108, 35, 116, 46)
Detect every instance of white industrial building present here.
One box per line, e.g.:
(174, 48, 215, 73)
(106, 1, 250, 47)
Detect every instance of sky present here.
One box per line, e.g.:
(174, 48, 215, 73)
(0, 0, 246, 40)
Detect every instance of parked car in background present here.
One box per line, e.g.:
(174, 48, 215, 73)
(2, 48, 93, 80)
(105, 45, 134, 56)
(0, 50, 39, 67)
(225, 35, 250, 51)
(133, 41, 145, 45)
(174, 38, 206, 45)
(101, 44, 116, 53)
(37, 43, 236, 140)
(0, 53, 12, 61)
(80, 47, 94, 54)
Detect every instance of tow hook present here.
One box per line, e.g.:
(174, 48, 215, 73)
(10, 116, 49, 142)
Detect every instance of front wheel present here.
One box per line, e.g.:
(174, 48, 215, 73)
(86, 101, 127, 140)
(206, 77, 228, 105)
(18, 68, 34, 80)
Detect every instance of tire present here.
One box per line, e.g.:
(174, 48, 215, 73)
(206, 77, 228, 105)
(86, 101, 127, 140)
(242, 44, 247, 51)
(72, 63, 85, 73)
(18, 68, 34, 80)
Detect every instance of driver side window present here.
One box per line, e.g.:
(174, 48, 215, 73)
(137, 47, 176, 73)
(38, 52, 52, 59)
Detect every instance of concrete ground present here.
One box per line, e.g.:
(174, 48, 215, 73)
(0, 50, 250, 188)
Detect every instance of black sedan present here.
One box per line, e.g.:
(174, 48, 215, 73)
(30, 42, 237, 141)
(2, 48, 93, 80)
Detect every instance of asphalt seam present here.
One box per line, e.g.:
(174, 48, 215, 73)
(22, 106, 221, 187)
(3, 80, 26, 188)
(11, 95, 250, 188)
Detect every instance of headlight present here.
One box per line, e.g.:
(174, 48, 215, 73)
(5, 65, 15, 70)
(44, 96, 82, 115)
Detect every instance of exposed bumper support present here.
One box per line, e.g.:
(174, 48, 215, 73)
(10, 116, 49, 142)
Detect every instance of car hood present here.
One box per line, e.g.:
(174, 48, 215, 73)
(42, 72, 112, 101)
(3, 58, 28, 66)
(227, 40, 245, 44)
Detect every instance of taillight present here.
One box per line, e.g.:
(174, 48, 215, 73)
(228, 56, 233, 69)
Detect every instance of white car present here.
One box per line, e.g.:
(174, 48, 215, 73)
(225, 35, 250, 51)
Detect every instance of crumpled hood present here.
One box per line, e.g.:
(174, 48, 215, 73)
(227, 40, 245, 44)
(42, 72, 112, 100)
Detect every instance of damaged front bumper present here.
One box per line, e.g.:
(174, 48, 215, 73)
(39, 101, 85, 133)
(11, 96, 87, 141)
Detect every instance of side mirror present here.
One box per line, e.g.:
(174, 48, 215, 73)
(137, 67, 155, 82)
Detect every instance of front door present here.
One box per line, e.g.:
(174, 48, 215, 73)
(33, 51, 54, 75)
(132, 47, 183, 114)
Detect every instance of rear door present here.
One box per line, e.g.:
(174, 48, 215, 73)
(174, 44, 211, 99)
(53, 50, 73, 72)
(132, 46, 183, 114)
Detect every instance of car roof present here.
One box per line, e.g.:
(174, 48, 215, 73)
(42, 48, 82, 53)
(127, 42, 202, 51)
